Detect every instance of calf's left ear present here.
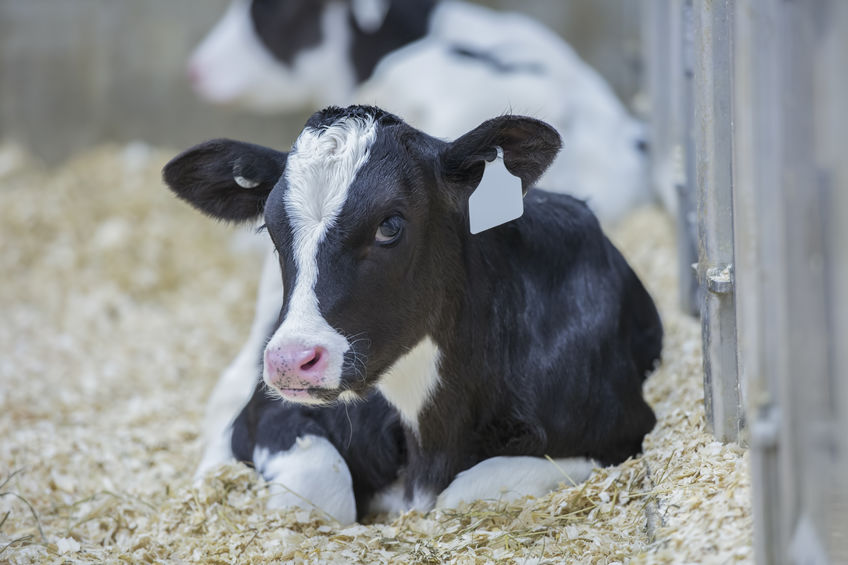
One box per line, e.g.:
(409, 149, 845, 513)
(162, 139, 288, 222)
(439, 115, 561, 195)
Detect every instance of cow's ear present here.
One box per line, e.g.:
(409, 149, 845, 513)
(439, 115, 561, 195)
(162, 139, 287, 222)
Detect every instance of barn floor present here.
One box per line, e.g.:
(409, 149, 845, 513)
(0, 143, 752, 564)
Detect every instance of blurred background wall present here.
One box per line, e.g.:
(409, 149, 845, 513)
(0, 0, 642, 164)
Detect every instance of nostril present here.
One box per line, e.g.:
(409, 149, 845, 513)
(299, 347, 324, 372)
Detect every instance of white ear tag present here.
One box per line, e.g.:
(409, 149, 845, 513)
(468, 148, 524, 234)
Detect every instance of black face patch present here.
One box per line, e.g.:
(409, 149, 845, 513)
(348, 0, 436, 82)
(250, 0, 436, 84)
(250, 0, 326, 65)
(262, 179, 297, 320)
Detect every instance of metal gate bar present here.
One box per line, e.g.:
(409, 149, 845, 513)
(693, 0, 743, 442)
(733, 0, 848, 561)
(649, 1, 848, 560)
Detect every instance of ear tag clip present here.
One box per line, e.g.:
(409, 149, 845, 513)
(234, 175, 260, 189)
(468, 147, 524, 234)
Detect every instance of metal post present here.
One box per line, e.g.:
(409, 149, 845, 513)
(826, 7, 848, 559)
(644, 0, 700, 317)
(732, 0, 782, 559)
(735, 0, 848, 561)
(679, 0, 700, 318)
(828, 7, 848, 553)
(693, 0, 742, 442)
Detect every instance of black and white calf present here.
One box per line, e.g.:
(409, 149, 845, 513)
(188, 1, 660, 480)
(164, 106, 662, 521)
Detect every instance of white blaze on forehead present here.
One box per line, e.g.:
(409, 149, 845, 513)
(263, 115, 378, 391)
(285, 117, 378, 229)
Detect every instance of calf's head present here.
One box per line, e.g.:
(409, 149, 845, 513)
(163, 106, 559, 404)
(188, 0, 434, 111)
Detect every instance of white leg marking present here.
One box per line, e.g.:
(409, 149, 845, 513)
(435, 456, 596, 509)
(254, 435, 356, 525)
(376, 336, 441, 437)
(409, 486, 438, 513)
(366, 474, 408, 516)
(263, 116, 377, 393)
(195, 245, 282, 480)
(367, 475, 436, 515)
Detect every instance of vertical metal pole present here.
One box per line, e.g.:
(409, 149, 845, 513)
(805, 1, 848, 560)
(693, 0, 742, 442)
(644, 0, 673, 199)
(778, 2, 831, 560)
(733, 0, 783, 560)
(827, 6, 848, 553)
(736, 0, 848, 562)
(679, 0, 700, 318)
(824, 6, 848, 558)
(645, 0, 700, 317)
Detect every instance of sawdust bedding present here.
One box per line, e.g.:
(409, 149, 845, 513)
(0, 143, 752, 563)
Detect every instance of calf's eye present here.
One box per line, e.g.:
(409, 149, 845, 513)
(375, 215, 404, 245)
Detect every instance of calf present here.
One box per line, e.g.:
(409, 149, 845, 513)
(189, 1, 656, 478)
(164, 105, 661, 518)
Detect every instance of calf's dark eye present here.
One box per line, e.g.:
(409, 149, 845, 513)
(375, 215, 404, 245)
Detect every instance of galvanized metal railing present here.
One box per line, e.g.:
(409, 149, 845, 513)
(648, 0, 848, 561)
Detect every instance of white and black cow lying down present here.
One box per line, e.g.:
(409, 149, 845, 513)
(163, 106, 662, 523)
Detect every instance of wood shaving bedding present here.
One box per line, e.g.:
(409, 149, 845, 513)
(0, 144, 752, 563)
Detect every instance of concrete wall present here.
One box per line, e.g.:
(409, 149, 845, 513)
(0, 0, 642, 163)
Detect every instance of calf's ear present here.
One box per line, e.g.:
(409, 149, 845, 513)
(162, 139, 288, 222)
(439, 115, 561, 195)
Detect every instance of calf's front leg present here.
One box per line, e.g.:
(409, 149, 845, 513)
(435, 456, 596, 510)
